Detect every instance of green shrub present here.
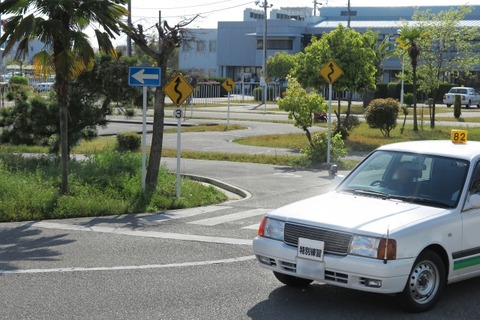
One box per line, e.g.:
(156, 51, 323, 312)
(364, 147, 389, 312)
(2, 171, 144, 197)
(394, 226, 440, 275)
(454, 94, 462, 118)
(404, 93, 414, 107)
(302, 131, 348, 164)
(333, 115, 360, 139)
(253, 86, 275, 101)
(9, 75, 29, 86)
(364, 98, 400, 138)
(116, 131, 141, 151)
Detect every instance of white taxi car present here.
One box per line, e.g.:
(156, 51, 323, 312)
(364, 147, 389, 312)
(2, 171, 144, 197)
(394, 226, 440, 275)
(253, 133, 480, 313)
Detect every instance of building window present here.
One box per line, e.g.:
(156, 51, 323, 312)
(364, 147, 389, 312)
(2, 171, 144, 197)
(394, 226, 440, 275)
(250, 12, 264, 19)
(196, 41, 205, 52)
(257, 39, 293, 50)
(209, 40, 217, 52)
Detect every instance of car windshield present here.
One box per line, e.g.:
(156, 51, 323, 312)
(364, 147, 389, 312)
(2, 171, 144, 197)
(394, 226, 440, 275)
(337, 150, 469, 208)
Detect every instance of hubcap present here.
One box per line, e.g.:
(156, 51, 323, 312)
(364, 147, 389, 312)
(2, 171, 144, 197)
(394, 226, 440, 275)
(408, 261, 439, 304)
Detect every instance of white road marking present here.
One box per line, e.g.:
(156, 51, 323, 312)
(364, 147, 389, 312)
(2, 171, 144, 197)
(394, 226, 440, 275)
(139, 205, 230, 222)
(188, 208, 269, 226)
(243, 223, 260, 230)
(0, 255, 256, 275)
(31, 221, 252, 245)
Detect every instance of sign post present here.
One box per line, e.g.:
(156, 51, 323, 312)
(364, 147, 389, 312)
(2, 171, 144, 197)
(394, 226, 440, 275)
(128, 66, 161, 191)
(320, 60, 343, 164)
(221, 78, 236, 127)
(163, 74, 194, 198)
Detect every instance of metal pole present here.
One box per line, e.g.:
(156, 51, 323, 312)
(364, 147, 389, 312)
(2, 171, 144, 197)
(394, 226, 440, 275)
(227, 92, 231, 127)
(327, 83, 332, 164)
(257, 1, 272, 112)
(176, 112, 182, 198)
(127, 1, 132, 57)
(141, 86, 147, 191)
(263, 2, 267, 112)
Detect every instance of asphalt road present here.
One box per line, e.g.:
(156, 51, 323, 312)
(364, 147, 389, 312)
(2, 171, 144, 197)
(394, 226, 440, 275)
(2, 103, 480, 319)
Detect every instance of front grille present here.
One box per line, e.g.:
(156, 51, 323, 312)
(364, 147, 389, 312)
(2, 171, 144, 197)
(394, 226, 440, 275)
(284, 223, 352, 255)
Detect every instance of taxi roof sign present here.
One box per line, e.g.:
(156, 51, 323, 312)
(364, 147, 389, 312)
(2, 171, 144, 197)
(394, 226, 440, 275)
(451, 129, 468, 144)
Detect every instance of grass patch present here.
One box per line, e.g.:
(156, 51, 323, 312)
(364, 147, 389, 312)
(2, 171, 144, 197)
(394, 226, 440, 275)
(0, 151, 228, 222)
(161, 148, 303, 166)
(234, 133, 307, 151)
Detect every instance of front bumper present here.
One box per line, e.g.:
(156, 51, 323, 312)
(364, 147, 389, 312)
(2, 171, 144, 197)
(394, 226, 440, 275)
(252, 236, 415, 294)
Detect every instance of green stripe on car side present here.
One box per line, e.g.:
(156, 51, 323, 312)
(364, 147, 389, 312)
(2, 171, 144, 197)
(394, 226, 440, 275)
(454, 255, 480, 270)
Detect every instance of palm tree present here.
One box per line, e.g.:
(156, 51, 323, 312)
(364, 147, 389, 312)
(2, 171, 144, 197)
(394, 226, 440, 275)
(363, 30, 394, 107)
(396, 27, 428, 131)
(0, 0, 128, 194)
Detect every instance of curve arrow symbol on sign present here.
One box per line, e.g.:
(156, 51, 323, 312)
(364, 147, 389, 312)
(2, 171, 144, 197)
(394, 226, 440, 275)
(132, 69, 159, 84)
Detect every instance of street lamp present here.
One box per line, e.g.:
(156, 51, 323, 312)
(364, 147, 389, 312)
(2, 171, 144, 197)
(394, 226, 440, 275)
(256, 0, 272, 110)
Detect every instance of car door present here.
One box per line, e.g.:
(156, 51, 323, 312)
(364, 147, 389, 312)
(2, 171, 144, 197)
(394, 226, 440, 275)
(458, 161, 480, 278)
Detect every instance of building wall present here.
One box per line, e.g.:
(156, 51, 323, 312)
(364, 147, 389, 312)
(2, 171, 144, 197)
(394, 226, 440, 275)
(178, 29, 219, 77)
(179, 5, 480, 82)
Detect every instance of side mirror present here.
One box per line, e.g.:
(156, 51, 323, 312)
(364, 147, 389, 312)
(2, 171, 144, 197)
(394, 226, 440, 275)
(468, 193, 480, 208)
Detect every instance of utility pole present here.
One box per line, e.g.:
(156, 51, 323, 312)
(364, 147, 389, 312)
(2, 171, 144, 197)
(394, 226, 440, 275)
(127, 0, 132, 56)
(158, 11, 161, 52)
(347, 0, 351, 28)
(256, 0, 273, 111)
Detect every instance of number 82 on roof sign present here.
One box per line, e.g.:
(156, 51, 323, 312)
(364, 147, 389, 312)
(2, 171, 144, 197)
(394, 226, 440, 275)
(451, 129, 468, 144)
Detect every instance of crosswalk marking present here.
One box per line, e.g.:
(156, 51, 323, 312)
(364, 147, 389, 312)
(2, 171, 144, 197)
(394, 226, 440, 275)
(140, 205, 230, 222)
(189, 208, 269, 226)
(242, 223, 260, 230)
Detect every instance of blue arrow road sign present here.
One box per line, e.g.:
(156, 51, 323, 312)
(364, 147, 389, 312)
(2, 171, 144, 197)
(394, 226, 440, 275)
(129, 67, 161, 87)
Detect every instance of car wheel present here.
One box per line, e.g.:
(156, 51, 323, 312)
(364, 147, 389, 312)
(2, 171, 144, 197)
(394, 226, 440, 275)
(399, 250, 446, 313)
(466, 101, 471, 109)
(446, 104, 451, 108)
(273, 271, 313, 287)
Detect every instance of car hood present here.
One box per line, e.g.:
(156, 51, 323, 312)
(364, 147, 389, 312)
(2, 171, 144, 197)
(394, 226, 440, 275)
(269, 191, 448, 235)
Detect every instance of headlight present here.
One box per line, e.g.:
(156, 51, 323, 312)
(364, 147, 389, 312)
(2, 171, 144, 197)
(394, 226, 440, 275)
(350, 236, 380, 258)
(349, 235, 397, 260)
(258, 217, 285, 241)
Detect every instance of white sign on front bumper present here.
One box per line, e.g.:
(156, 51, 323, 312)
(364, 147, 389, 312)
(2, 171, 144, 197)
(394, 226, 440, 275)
(296, 238, 325, 279)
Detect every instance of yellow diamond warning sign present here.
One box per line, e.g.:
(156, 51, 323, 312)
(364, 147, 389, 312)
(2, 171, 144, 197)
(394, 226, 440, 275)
(221, 78, 236, 93)
(320, 60, 343, 84)
(163, 73, 194, 106)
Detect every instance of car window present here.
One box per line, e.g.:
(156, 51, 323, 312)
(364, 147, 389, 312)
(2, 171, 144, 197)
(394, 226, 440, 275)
(450, 88, 467, 94)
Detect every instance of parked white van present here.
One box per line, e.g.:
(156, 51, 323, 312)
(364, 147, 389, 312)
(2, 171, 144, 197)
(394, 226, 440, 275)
(35, 82, 53, 92)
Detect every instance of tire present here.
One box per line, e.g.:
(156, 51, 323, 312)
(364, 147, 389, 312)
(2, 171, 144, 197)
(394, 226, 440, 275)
(273, 271, 313, 287)
(399, 250, 446, 313)
(446, 104, 451, 108)
(466, 101, 471, 109)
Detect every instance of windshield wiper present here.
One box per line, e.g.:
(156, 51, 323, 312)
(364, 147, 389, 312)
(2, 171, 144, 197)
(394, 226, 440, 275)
(391, 195, 451, 208)
(341, 188, 391, 199)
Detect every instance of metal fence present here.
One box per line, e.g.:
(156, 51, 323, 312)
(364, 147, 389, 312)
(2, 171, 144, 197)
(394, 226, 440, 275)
(189, 81, 363, 105)
(190, 81, 285, 104)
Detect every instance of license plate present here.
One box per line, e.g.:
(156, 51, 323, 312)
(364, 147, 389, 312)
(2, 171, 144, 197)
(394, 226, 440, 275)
(297, 238, 324, 261)
(296, 238, 325, 280)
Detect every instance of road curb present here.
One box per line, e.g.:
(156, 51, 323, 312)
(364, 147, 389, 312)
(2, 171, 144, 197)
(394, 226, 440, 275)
(181, 174, 252, 201)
